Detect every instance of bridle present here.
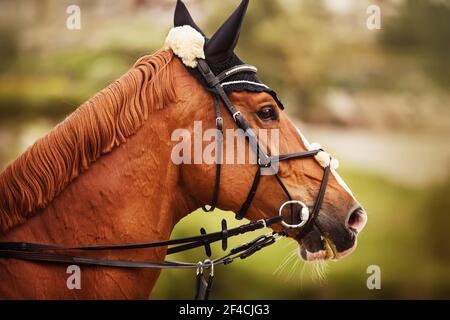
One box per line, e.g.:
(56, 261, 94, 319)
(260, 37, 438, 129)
(196, 59, 331, 234)
(0, 59, 332, 300)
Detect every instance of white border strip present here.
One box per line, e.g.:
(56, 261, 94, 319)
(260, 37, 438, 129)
(225, 65, 258, 76)
(221, 80, 269, 89)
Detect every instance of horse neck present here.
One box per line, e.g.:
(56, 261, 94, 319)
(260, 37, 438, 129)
(3, 111, 197, 246)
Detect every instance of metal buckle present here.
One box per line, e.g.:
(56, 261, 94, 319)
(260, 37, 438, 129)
(273, 232, 286, 242)
(257, 157, 271, 168)
(232, 111, 241, 122)
(203, 259, 214, 277)
(257, 219, 267, 228)
(216, 117, 223, 127)
(196, 261, 203, 275)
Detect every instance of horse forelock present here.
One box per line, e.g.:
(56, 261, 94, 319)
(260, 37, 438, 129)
(0, 49, 177, 233)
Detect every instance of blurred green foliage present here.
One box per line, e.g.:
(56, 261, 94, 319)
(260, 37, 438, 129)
(0, 27, 19, 72)
(381, 0, 450, 87)
(423, 181, 450, 265)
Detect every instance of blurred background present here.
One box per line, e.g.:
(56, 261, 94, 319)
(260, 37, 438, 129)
(0, 0, 449, 299)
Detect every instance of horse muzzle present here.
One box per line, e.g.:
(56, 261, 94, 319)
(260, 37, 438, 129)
(295, 204, 367, 261)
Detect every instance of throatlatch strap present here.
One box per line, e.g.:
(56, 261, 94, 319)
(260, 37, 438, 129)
(202, 95, 223, 213)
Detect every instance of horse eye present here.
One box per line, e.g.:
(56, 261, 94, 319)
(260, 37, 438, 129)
(256, 106, 277, 121)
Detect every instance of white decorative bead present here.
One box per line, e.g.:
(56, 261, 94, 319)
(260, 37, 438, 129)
(314, 151, 331, 168)
(164, 26, 205, 68)
(330, 158, 340, 170)
(309, 142, 321, 151)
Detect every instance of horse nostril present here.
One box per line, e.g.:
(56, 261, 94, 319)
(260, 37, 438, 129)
(346, 207, 367, 235)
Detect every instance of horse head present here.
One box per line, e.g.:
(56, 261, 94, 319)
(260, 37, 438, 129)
(170, 0, 367, 261)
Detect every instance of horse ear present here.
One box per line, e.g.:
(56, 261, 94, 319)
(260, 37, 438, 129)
(205, 0, 249, 61)
(174, 0, 205, 36)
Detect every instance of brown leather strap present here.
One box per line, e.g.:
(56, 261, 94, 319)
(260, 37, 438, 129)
(202, 95, 222, 213)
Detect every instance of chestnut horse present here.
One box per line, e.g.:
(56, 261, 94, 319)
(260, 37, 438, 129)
(0, 9, 367, 301)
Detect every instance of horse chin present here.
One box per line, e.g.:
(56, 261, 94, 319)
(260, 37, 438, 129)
(297, 232, 356, 261)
